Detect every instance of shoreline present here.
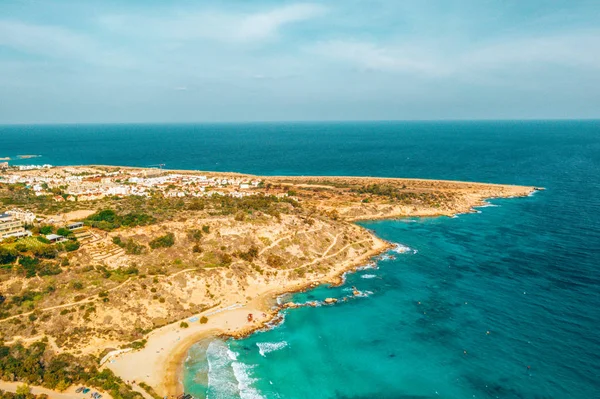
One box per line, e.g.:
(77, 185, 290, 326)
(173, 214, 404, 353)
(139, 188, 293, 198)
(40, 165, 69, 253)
(165, 237, 392, 395)
(106, 235, 392, 396)
(105, 185, 538, 396)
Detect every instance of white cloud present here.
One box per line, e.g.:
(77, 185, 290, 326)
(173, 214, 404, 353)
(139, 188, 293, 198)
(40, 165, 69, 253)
(0, 20, 137, 68)
(99, 3, 326, 43)
(310, 30, 600, 79)
(463, 30, 600, 70)
(310, 40, 445, 75)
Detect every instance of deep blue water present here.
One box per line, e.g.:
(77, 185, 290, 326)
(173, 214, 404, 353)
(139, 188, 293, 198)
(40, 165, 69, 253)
(2, 121, 599, 398)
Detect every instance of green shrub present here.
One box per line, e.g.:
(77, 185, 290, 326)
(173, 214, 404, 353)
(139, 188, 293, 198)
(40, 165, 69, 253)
(39, 225, 54, 235)
(37, 263, 62, 276)
(149, 233, 175, 249)
(64, 241, 80, 252)
(127, 339, 147, 350)
(266, 254, 285, 268)
(56, 228, 73, 238)
(36, 236, 50, 244)
(86, 209, 155, 231)
(0, 247, 17, 264)
(15, 242, 28, 252)
(33, 245, 57, 259)
(187, 229, 202, 241)
(18, 256, 39, 278)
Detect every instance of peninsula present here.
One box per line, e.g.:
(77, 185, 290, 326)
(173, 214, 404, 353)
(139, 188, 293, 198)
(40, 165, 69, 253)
(0, 165, 537, 399)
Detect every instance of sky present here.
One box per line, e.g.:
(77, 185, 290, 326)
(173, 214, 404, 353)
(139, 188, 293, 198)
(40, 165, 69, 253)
(0, 0, 599, 123)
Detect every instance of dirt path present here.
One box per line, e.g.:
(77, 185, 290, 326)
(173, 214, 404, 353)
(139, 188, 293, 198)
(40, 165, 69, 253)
(258, 226, 322, 255)
(297, 239, 371, 270)
(321, 233, 340, 257)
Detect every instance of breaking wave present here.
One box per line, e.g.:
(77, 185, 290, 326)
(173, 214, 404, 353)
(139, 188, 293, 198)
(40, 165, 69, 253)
(256, 341, 288, 357)
(376, 253, 396, 261)
(392, 243, 418, 254)
(356, 262, 378, 271)
(477, 202, 499, 208)
(231, 362, 265, 399)
(206, 340, 265, 399)
(361, 274, 377, 279)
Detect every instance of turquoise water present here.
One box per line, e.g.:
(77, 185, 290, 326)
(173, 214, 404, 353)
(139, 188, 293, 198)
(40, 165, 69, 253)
(2, 121, 599, 398)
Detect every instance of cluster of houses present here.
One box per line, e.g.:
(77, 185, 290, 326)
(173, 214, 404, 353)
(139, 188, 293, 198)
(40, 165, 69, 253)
(16, 164, 53, 171)
(1, 168, 267, 202)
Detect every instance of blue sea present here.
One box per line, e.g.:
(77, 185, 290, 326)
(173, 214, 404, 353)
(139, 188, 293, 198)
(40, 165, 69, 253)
(2, 121, 599, 398)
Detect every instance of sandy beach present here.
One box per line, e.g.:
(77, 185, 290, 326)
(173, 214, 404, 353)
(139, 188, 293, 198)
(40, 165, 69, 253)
(106, 236, 390, 396)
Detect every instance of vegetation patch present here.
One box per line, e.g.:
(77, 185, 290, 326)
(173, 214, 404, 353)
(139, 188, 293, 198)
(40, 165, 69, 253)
(149, 233, 175, 249)
(86, 209, 155, 231)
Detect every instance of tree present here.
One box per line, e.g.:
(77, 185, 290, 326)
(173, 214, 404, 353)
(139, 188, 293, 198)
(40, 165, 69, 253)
(0, 247, 17, 264)
(55, 380, 70, 392)
(56, 228, 73, 238)
(63, 241, 80, 252)
(39, 225, 54, 235)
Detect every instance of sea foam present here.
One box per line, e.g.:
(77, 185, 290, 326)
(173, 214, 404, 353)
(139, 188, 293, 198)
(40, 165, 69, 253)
(392, 243, 418, 254)
(231, 361, 265, 399)
(206, 341, 239, 399)
(256, 341, 288, 357)
(205, 340, 266, 399)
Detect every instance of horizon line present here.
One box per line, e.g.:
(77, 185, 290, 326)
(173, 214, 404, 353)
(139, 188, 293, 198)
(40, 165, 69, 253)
(1, 118, 599, 127)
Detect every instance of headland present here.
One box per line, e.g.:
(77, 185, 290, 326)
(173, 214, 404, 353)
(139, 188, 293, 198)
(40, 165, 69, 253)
(0, 165, 537, 398)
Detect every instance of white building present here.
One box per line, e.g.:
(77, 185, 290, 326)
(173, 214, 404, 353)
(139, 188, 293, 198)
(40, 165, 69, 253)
(6, 208, 36, 224)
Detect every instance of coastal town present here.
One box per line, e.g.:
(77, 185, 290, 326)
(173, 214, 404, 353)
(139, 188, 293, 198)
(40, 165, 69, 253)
(0, 165, 272, 244)
(2, 164, 266, 203)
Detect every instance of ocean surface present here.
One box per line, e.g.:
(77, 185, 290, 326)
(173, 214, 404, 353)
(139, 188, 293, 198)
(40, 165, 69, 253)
(2, 121, 599, 398)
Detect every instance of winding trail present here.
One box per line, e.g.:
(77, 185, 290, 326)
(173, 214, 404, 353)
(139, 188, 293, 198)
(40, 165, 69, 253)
(296, 239, 371, 270)
(258, 226, 322, 255)
(0, 278, 133, 324)
(321, 233, 340, 257)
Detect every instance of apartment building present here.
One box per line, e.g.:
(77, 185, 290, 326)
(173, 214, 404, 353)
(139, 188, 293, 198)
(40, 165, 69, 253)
(0, 212, 26, 240)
